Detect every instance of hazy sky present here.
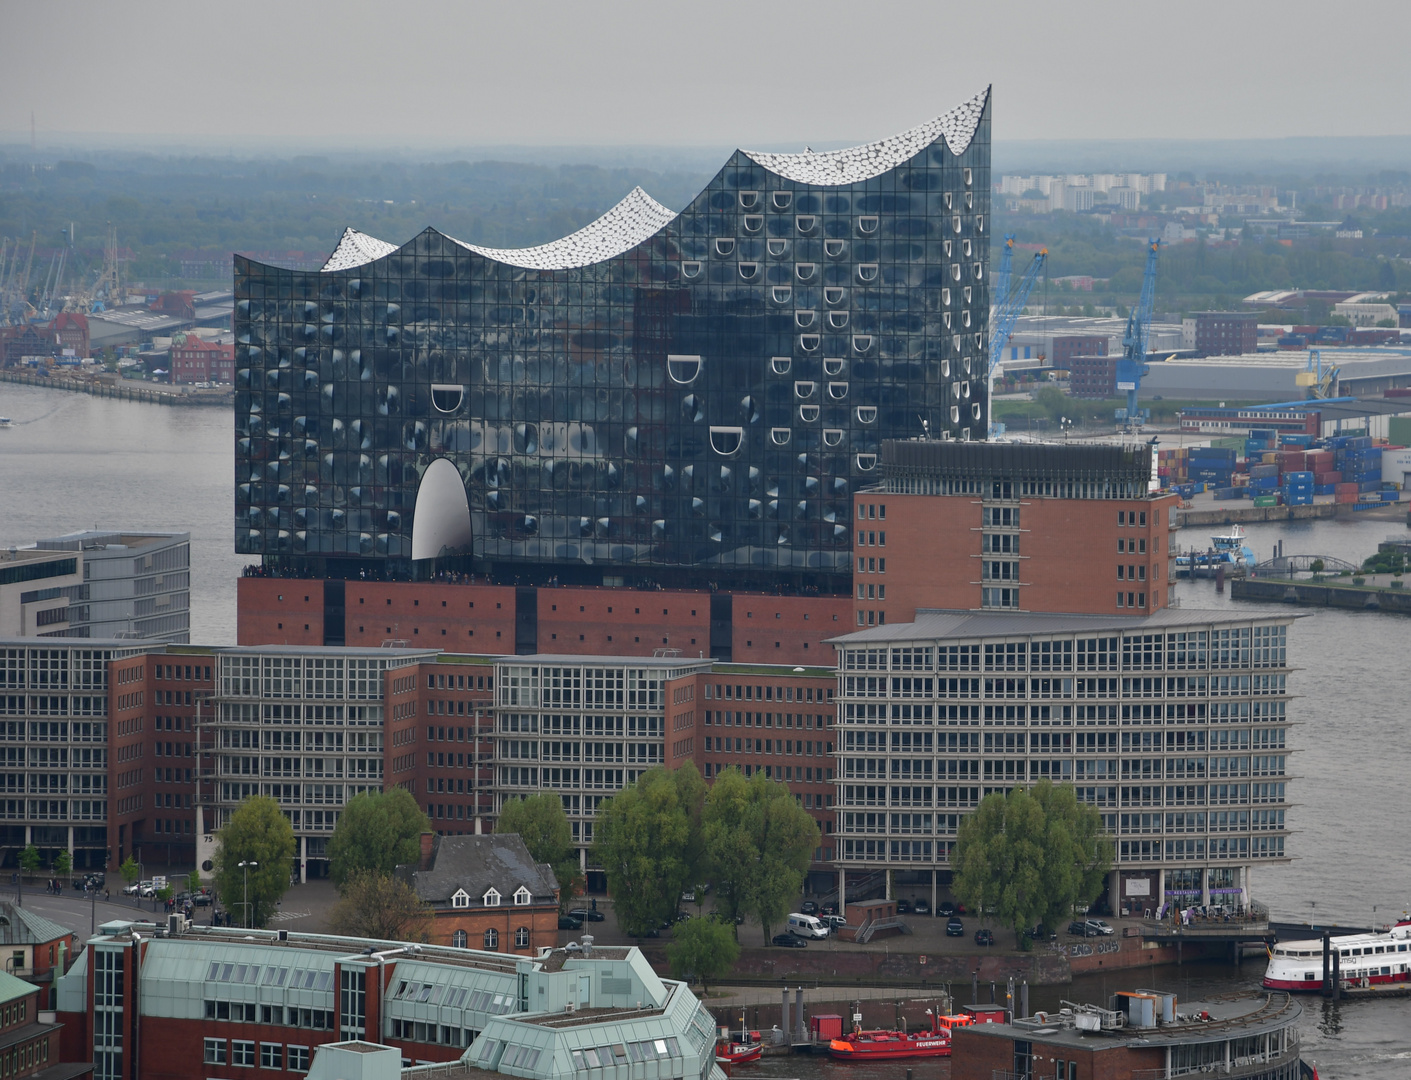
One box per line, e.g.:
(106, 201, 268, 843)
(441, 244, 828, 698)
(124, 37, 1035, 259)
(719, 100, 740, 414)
(4, 0, 1408, 149)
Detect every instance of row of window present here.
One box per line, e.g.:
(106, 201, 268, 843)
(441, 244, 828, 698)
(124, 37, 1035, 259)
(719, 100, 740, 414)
(204, 1038, 309, 1071)
(448, 926, 530, 949)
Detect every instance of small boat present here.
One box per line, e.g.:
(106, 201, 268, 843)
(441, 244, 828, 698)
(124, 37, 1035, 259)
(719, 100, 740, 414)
(714, 1016, 762, 1068)
(826, 1007, 963, 1061)
(1262, 916, 1411, 992)
(0, 418, 11, 428)
(1176, 524, 1255, 578)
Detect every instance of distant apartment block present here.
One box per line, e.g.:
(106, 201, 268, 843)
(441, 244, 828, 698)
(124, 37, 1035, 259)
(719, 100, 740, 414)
(170, 335, 234, 384)
(1, 532, 192, 643)
(1193, 312, 1258, 358)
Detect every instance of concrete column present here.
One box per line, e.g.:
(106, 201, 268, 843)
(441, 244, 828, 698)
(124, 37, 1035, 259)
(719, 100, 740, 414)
(23, 827, 30, 846)
(780, 990, 789, 1041)
(1157, 868, 1166, 916)
(885, 869, 891, 901)
(67, 826, 74, 860)
(299, 836, 307, 884)
(839, 868, 846, 918)
(794, 987, 805, 1041)
(931, 869, 937, 914)
(1201, 869, 1210, 909)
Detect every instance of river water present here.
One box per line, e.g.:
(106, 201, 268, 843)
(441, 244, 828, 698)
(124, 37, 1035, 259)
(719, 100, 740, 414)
(2, 384, 1408, 1075)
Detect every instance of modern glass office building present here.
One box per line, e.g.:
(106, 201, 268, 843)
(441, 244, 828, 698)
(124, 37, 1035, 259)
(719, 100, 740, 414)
(234, 89, 991, 590)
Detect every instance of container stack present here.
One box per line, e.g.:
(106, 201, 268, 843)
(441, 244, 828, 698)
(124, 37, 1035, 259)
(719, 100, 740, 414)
(1307, 447, 1338, 495)
(1188, 446, 1236, 489)
(1248, 462, 1279, 500)
(1281, 471, 1314, 506)
(1244, 428, 1278, 459)
(1330, 435, 1383, 495)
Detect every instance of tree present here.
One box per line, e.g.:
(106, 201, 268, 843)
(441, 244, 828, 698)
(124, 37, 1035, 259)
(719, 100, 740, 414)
(496, 792, 582, 909)
(592, 768, 700, 935)
(119, 856, 139, 888)
(953, 781, 1113, 949)
(327, 788, 431, 889)
(18, 846, 40, 877)
(215, 795, 296, 928)
(667, 916, 740, 994)
(327, 871, 433, 942)
(53, 850, 72, 878)
(703, 768, 820, 942)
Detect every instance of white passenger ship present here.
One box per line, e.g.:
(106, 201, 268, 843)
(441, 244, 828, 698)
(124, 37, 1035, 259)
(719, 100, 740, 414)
(1263, 918, 1411, 991)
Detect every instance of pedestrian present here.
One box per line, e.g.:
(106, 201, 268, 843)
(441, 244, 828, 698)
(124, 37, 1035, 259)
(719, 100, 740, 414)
(104, 888, 110, 901)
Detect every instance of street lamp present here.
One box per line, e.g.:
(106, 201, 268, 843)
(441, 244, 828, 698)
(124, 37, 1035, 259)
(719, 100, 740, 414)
(238, 861, 258, 929)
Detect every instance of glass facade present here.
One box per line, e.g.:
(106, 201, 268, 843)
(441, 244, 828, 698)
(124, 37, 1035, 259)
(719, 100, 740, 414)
(234, 90, 991, 588)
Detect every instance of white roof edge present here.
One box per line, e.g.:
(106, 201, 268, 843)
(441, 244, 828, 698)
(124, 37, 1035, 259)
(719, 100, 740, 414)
(452, 186, 677, 270)
(320, 226, 399, 273)
(742, 86, 991, 187)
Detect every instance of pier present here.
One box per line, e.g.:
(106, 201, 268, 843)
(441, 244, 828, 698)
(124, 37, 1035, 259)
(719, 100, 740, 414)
(0, 369, 232, 407)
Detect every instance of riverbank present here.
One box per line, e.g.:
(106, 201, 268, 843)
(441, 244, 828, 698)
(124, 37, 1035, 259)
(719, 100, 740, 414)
(1232, 575, 1411, 614)
(0, 368, 232, 407)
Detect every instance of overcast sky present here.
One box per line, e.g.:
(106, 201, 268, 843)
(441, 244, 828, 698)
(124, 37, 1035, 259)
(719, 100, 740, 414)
(3, 0, 1407, 150)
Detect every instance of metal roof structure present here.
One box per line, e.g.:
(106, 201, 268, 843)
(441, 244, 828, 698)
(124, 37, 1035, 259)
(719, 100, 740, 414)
(881, 438, 1152, 483)
(398, 834, 559, 908)
(316, 89, 990, 274)
(743, 87, 989, 185)
(828, 606, 1300, 646)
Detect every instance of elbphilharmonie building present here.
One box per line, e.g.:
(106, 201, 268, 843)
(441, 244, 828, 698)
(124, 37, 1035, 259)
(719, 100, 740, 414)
(234, 88, 991, 589)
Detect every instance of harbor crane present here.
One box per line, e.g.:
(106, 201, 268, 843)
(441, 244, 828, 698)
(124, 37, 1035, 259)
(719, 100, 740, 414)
(1297, 348, 1339, 400)
(986, 245, 1048, 436)
(991, 234, 1016, 323)
(1116, 238, 1160, 425)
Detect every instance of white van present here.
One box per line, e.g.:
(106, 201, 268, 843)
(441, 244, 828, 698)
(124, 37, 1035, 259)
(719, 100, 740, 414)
(787, 913, 829, 939)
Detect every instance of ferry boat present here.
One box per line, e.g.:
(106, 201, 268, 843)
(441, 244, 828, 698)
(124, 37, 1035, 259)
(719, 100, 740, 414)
(1176, 524, 1255, 578)
(1262, 917, 1411, 991)
(826, 1011, 966, 1061)
(714, 1017, 762, 1068)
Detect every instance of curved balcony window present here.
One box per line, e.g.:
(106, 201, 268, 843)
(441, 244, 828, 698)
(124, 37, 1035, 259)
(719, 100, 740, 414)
(961, 381, 971, 399)
(681, 394, 705, 422)
(709, 426, 744, 456)
(963, 239, 973, 257)
(852, 335, 873, 353)
(824, 287, 846, 305)
(951, 405, 960, 424)
(795, 310, 816, 328)
(431, 383, 464, 413)
(667, 355, 702, 385)
(962, 310, 971, 327)
(974, 263, 983, 280)
(856, 453, 878, 471)
(768, 239, 788, 257)
(772, 191, 793, 210)
(799, 334, 820, 351)
(828, 311, 849, 329)
(823, 358, 845, 376)
(796, 215, 817, 234)
(942, 288, 952, 306)
(799, 405, 820, 423)
(944, 241, 953, 257)
(857, 215, 879, 234)
(965, 286, 973, 302)
(794, 381, 816, 399)
(771, 357, 792, 375)
(795, 263, 816, 281)
(739, 395, 760, 423)
(856, 405, 877, 424)
(972, 402, 982, 421)
(770, 427, 792, 446)
(772, 286, 792, 304)
(857, 264, 879, 283)
(738, 262, 759, 280)
(951, 264, 962, 281)
(743, 215, 763, 233)
(977, 215, 985, 233)
(942, 359, 951, 378)
(828, 382, 849, 400)
(715, 238, 736, 256)
(964, 168, 973, 187)
(825, 240, 846, 257)
(943, 312, 952, 329)
(682, 261, 702, 279)
(739, 191, 760, 209)
(823, 428, 844, 447)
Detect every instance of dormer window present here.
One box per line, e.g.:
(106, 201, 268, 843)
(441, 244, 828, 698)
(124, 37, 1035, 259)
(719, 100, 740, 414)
(451, 889, 470, 909)
(483, 887, 501, 907)
(514, 886, 532, 906)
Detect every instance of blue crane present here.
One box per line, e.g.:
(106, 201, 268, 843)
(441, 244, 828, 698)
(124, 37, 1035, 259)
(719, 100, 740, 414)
(991, 234, 1016, 322)
(1116, 238, 1161, 423)
(987, 246, 1047, 435)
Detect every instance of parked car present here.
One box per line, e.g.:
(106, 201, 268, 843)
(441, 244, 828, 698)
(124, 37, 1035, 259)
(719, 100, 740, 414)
(912, 898, 930, 915)
(193, 890, 213, 907)
(937, 901, 957, 917)
(820, 904, 838, 916)
(681, 890, 696, 903)
(823, 914, 848, 931)
(896, 899, 912, 914)
(946, 917, 964, 937)
(568, 908, 605, 923)
(558, 915, 583, 930)
(799, 900, 819, 915)
(771, 933, 807, 948)
(123, 880, 149, 896)
(974, 928, 994, 946)
(1086, 919, 1115, 936)
(1068, 920, 1110, 937)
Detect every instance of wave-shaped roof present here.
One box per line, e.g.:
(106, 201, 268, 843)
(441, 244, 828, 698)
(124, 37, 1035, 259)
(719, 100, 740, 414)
(451, 186, 677, 270)
(743, 87, 989, 187)
(314, 89, 988, 273)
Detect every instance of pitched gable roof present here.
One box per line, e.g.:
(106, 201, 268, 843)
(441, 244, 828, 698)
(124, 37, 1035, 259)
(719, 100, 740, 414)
(397, 833, 558, 908)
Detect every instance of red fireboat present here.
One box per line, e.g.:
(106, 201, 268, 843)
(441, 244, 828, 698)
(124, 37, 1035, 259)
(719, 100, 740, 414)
(715, 1014, 762, 1069)
(826, 1007, 970, 1061)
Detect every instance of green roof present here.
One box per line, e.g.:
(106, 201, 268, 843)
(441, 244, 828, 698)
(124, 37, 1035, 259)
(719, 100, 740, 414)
(0, 902, 72, 947)
(0, 969, 35, 1006)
